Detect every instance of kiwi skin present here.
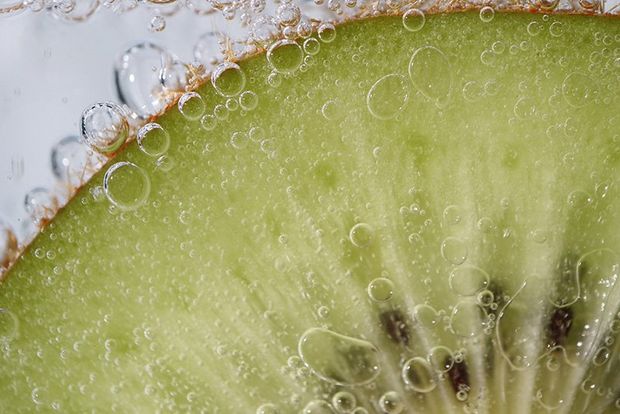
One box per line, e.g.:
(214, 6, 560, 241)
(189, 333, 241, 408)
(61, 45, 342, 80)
(1, 11, 620, 414)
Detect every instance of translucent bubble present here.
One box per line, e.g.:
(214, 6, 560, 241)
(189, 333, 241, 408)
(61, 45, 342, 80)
(267, 71, 282, 88)
(408, 46, 452, 108)
(379, 391, 403, 414)
(214, 104, 229, 120)
(194, 31, 226, 69)
(51, 135, 95, 183)
(449, 265, 489, 296)
(441, 237, 468, 265)
(450, 301, 486, 337)
(155, 155, 175, 172)
(402, 8, 425, 32)
(479, 6, 494, 22)
(239, 90, 258, 111)
(317, 305, 330, 318)
(211, 62, 246, 97)
(114, 42, 174, 118)
(477, 217, 495, 233)
(477, 289, 494, 307)
(24, 187, 53, 222)
(593, 346, 610, 366)
(267, 39, 304, 74)
(137, 123, 170, 156)
(562, 72, 594, 108)
(442, 204, 462, 225)
(303, 38, 321, 55)
(200, 114, 217, 131)
(149, 15, 166, 31)
(249, 126, 265, 142)
(332, 391, 356, 413)
(413, 304, 439, 327)
(349, 223, 373, 247)
(251, 15, 279, 45)
(276, 2, 300, 26)
(318, 23, 336, 43)
(428, 346, 454, 372)
(548, 21, 564, 37)
(298, 327, 380, 386)
(402, 357, 435, 392)
(321, 99, 344, 120)
(230, 131, 249, 149)
(256, 403, 280, 414)
(367, 277, 394, 302)
(80, 102, 129, 153)
(366, 74, 409, 120)
(103, 162, 151, 210)
(302, 400, 336, 414)
(178, 92, 206, 120)
(527, 21, 542, 36)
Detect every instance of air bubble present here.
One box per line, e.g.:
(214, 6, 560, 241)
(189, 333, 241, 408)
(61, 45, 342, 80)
(527, 21, 542, 36)
(402, 8, 424, 32)
(450, 301, 486, 337)
(477, 289, 494, 307)
(567, 190, 592, 208)
(200, 114, 217, 131)
(402, 357, 436, 392)
(103, 162, 151, 210)
(428, 346, 454, 372)
(267, 39, 303, 74)
(441, 237, 468, 265)
(80, 102, 129, 153)
(239, 90, 258, 111)
(367, 277, 394, 302)
(408, 46, 452, 108)
(562, 72, 594, 108)
(276, 2, 300, 26)
(155, 155, 175, 172)
(298, 327, 380, 386)
(349, 223, 373, 247)
(479, 6, 494, 22)
(51, 135, 96, 183)
(24, 187, 54, 222)
(332, 391, 356, 413)
(230, 131, 249, 149)
(303, 38, 321, 55)
(366, 74, 409, 120)
(378, 391, 403, 414)
(321, 99, 344, 120)
(137, 123, 170, 157)
(256, 403, 280, 414)
(318, 23, 336, 43)
(211, 62, 246, 97)
(114, 42, 174, 118)
(449, 265, 489, 296)
(302, 400, 336, 414)
(149, 15, 166, 31)
(178, 92, 205, 120)
(549, 21, 564, 37)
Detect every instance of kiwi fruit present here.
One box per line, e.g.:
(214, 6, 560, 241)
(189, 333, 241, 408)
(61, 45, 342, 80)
(1, 10, 620, 414)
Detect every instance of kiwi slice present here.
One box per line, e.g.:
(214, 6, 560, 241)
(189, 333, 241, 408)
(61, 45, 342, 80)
(2, 11, 620, 414)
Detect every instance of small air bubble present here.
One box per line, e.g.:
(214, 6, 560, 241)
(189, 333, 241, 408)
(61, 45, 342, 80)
(402, 8, 425, 32)
(318, 23, 336, 43)
(149, 15, 166, 32)
(349, 223, 373, 247)
(80, 102, 129, 153)
(200, 114, 217, 131)
(137, 123, 170, 157)
(267, 39, 303, 74)
(239, 90, 259, 111)
(402, 357, 436, 392)
(441, 237, 468, 265)
(178, 92, 206, 120)
(212, 62, 246, 97)
(367, 277, 394, 302)
(104, 162, 150, 210)
(378, 391, 403, 414)
(479, 6, 494, 22)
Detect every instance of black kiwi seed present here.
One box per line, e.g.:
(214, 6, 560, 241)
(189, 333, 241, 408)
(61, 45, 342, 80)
(446, 357, 470, 394)
(379, 310, 410, 346)
(547, 307, 573, 349)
